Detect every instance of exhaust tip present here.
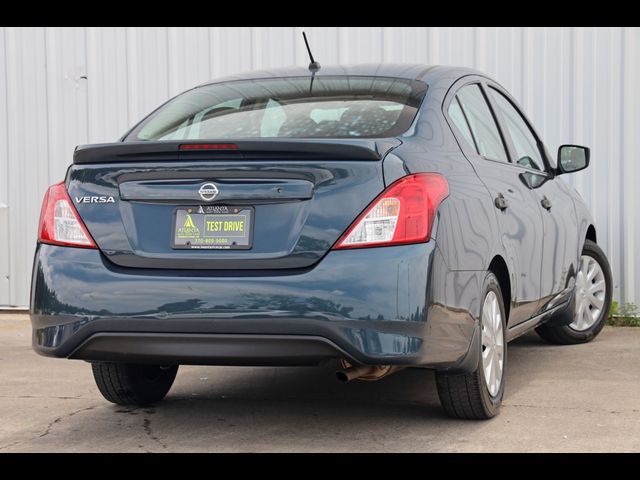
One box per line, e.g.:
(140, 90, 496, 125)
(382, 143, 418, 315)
(335, 370, 350, 382)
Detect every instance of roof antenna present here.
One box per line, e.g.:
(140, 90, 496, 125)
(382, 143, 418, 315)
(302, 31, 321, 73)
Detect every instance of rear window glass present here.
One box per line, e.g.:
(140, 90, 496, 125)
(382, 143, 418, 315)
(126, 76, 427, 141)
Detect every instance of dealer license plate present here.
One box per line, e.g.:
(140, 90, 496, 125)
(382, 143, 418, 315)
(171, 205, 253, 250)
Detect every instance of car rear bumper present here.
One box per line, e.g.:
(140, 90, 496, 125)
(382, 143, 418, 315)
(30, 243, 478, 370)
(69, 333, 354, 366)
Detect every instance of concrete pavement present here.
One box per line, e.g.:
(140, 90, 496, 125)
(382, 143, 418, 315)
(1, 312, 639, 452)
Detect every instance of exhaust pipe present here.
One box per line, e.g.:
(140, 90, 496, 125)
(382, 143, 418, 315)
(336, 365, 379, 382)
(335, 362, 404, 382)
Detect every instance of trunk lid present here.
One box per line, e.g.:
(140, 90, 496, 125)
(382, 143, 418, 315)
(67, 139, 398, 270)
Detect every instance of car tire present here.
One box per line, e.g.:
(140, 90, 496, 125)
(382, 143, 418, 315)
(436, 272, 507, 419)
(91, 362, 179, 406)
(536, 239, 612, 345)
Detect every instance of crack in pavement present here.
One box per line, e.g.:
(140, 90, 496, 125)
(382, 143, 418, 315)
(0, 405, 98, 451)
(39, 405, 97, 438)
(0, 440, 24, 452)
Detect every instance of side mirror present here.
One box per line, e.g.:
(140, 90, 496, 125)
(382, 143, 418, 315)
(557, 145, 590, 174)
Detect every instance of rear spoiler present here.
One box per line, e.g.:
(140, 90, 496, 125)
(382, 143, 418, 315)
(73, 139, 402, 164)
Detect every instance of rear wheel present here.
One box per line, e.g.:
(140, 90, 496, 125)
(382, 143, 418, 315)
(91, 362, 178, 406)
(436, 272, 507, 419)
(536, 240, 612, 345)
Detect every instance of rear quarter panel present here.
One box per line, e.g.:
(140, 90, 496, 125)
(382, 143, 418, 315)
(379, 75, 506, 369)
(387, 75, 503, 273)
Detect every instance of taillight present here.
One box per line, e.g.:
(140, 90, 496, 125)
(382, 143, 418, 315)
(179, 143, 238, 150)
(333, 173, 449, 249)
(38, 182, 97, 249)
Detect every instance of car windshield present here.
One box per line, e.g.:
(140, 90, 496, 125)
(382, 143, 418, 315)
(126, 76, 427, 141)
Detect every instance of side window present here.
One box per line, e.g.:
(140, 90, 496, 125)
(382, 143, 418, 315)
(489, 87, 544, 171)
(455, 84, 509, 163)
(448, 96, 478, 153)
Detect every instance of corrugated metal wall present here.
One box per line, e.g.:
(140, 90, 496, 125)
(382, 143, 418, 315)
(0, 27, 638, 308)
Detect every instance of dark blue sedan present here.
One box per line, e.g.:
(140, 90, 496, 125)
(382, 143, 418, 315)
(30, 64, 612, 419)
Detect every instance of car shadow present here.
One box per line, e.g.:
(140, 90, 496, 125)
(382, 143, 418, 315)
(119, 331, 552, 423)
(26, 331, 559, 452)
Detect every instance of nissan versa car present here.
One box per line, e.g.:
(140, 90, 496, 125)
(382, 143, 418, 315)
(30, 64, 612, 419)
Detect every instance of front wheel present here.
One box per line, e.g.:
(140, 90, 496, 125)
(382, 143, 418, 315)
(436, 272, 507, 419)
(536, 239, 612, 345)
(91, 362, 179, 406)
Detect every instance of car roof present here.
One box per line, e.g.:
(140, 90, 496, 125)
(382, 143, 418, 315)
(199, 63, 488, 86)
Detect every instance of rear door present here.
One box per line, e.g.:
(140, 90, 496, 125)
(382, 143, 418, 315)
(446, 80, 544, 326)
(486, 85, 579, 309)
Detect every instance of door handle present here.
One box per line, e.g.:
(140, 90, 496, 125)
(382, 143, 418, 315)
(494, 193, 509, 211)
(541, 195, 552, 211)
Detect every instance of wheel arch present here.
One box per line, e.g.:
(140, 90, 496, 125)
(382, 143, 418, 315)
(488, 255, 511, 324)
(586, 224, 597, 244)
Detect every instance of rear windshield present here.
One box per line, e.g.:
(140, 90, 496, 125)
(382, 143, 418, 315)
(125, 76, 427, 141)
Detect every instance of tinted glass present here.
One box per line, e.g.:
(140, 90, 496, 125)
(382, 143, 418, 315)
(456, 84, 508, 163)
(126, 76, 427, 140)
(489, 87, 544, 171)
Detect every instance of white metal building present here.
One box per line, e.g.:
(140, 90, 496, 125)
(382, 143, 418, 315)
(0, 27, 638, 309)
